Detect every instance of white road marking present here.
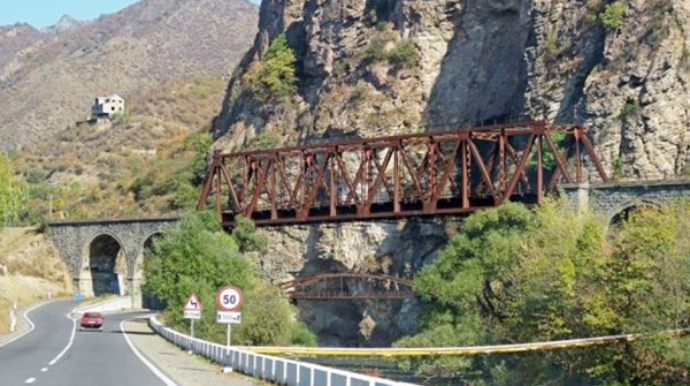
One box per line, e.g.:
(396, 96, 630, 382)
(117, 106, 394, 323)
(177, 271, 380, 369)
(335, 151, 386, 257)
(120, 320, 180, 386)
(40, 368, 48, 372)
(0, 302, 45, 348)
(48, 312, 77, 366)
(25, 377, 36, 384)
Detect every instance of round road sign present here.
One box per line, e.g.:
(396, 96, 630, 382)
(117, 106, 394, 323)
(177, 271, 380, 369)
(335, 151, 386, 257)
(216, 285, 244, 311)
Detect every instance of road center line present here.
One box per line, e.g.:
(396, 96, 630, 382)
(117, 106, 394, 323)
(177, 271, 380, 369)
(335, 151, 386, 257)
(25, 377, 36, 384)
(48, 311, 77, 366)
(120, 320, 180, 386)
(40, 368, 48, 372)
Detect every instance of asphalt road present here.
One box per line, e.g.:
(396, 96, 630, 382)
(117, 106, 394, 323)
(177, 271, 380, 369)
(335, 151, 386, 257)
(0, 300, 171, 386)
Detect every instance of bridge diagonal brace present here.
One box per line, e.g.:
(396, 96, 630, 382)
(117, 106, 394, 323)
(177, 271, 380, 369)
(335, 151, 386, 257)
(245, 159, 272, 217)
(580, 131, 610, 182)
(398, 148, 425, 201)
(544, 131, 574, 187)
(503, 134, 536, 201)
(303, 153, 332, 211)
(275, 157, 299, 209)
(505, 142, 531, 190)
(366, 148, 395, 207)
(431, 140, 460, 202)
(344, 154, 369, 205)
(468, 139, 499, 203)
(334, 152, 359, 206)
(371, 148, 396, 201)
(219, 162, 241, 212)
(434, 139, 461, 199)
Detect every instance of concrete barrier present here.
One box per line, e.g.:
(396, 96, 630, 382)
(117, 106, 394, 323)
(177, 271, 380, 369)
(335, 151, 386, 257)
(149, 317, 419, 386)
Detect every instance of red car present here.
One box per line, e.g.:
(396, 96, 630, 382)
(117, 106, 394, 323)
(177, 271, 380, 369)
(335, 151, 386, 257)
(80, 312, 104, 331)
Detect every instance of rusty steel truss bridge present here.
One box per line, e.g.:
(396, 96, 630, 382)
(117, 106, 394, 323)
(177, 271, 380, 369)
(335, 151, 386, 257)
(197, 121, 609, 227)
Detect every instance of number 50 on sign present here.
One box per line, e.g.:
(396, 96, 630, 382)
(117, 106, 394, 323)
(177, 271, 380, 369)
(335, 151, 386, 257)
(216, 285, 244, 311)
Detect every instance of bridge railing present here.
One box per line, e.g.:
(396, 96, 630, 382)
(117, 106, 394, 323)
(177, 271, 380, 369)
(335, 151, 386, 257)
(149, 316, 419, 386)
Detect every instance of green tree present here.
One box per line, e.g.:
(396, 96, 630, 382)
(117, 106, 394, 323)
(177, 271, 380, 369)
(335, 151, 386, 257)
(232, 215, 268, 253)
(184, 132, 213, 186)
(144, 211, 314, 346)
(389, 39, 419, 69)
(245, 34, 297, 103)
(606, 204, 690, 384)
(397, 200, 690, 385)
(397, 203, 535, 377)
(0, 153, 22, 227)
(600, 1, 628, 30)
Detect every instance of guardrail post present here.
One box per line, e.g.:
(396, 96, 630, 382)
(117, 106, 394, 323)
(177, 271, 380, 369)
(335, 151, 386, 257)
(9, 308, 16, 333)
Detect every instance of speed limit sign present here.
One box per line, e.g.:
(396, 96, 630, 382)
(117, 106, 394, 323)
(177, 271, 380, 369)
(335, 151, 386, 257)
(216, 285, 244, 311)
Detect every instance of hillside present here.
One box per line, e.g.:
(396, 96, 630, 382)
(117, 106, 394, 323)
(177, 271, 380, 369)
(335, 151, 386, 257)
(0, 0, 259, 151)
(12, 75, 226, 221)
(0, 227, 71, 334)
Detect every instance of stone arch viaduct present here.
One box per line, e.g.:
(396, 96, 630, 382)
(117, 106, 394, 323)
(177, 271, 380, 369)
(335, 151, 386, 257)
(49, 217, 179, 308)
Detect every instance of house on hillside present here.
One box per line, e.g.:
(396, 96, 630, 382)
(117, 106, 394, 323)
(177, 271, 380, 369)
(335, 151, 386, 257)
(91, 94, 125, 119)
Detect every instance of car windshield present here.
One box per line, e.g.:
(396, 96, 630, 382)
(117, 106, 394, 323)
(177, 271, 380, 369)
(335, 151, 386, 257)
(84, 313, 101, 318)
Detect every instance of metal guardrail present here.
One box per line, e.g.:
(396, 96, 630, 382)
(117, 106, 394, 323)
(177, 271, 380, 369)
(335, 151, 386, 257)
(148, 317, 419, 386)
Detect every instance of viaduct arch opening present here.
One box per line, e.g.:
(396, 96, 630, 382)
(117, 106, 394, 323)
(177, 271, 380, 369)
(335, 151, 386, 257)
(609, 201, 659, 228)
(141, 232, 164, 310)
(88, 234, 127, 297)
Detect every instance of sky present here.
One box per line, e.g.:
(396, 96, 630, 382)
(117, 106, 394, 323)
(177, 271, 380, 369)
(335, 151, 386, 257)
(0, 0, 261, 28)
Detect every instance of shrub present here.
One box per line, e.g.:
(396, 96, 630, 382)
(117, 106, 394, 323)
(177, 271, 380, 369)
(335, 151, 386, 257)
(614, 156, 625, 179)
(389, 39, 419, 69)
(349, 82, 370, 106)
(248, 130, 282, 150)
(244, 34, 297, 104)
(600, 1, 628, 29)
(363, 31, 418, 70)
(619, 101, 639, 118)
(364, 36, 389, 64)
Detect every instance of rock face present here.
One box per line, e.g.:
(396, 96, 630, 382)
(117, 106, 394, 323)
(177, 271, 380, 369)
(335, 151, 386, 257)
(211, 0, 690, 345)
(259, 219, 451, 346)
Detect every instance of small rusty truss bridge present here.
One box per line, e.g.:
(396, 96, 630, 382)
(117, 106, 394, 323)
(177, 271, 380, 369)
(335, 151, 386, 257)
(277, 273, 415, 301)
(197, 121, 609, 227)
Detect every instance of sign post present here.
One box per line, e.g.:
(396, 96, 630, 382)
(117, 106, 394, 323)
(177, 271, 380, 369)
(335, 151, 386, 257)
(183, 293, 202, 338)
(216, 285, 244, 347)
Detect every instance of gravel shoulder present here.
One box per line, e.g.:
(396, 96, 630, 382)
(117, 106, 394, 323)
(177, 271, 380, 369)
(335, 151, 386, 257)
(123, 318, 266, 386)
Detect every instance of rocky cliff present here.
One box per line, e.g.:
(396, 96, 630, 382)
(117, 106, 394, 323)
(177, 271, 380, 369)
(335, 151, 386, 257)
(210, 0, 690, 345)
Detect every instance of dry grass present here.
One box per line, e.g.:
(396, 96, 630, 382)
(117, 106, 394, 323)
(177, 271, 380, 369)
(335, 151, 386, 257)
(0, 227, 71, 334)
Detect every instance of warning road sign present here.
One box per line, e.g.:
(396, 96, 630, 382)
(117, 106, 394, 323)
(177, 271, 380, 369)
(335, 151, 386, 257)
(183, 293, 202, 320)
